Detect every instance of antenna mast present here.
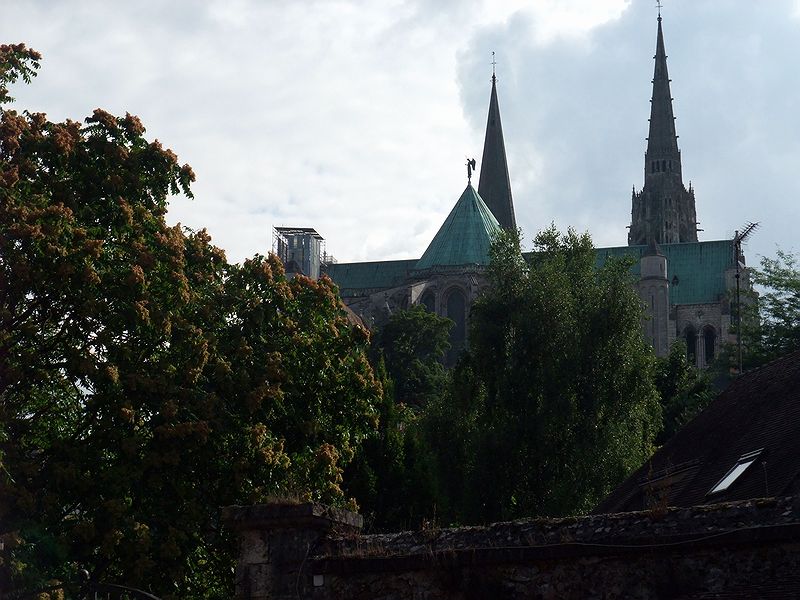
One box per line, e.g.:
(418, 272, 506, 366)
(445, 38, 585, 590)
(733, 221, 759, 375)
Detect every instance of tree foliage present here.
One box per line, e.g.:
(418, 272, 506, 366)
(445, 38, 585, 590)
(0, 44, 40, 105)
(748, 249, 800, 364)
(369, 305, 451, 407)
(0, 46, 380, 598)
(344, 307, 451, 530)
(716, 248, 800, 374)
(654, 341, 714, 444)
(343, 359, 437, 531)
(424, 227, 662, 523)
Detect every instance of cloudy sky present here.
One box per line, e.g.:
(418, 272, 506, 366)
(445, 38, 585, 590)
(3, 0, 799, 266)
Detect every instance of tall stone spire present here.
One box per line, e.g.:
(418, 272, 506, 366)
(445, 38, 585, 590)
(646, 15, 680, 173)
(478, 63, 517, 231)
(628, 15, 698, 246)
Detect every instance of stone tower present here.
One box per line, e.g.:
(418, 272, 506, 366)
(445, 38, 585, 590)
(628, 15, 698, 246)
(478, 71, 516, 231)
(638, 238, 672, 356)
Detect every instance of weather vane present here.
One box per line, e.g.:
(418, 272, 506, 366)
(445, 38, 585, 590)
(466, 158, 476, 184)
(491, 51, 496, 82)
(656, 0, 662, 18)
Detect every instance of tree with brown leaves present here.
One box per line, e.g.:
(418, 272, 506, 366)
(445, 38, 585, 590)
(0, 44, 380, 598)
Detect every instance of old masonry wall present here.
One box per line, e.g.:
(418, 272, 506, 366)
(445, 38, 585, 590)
(222, 495, 800, 600)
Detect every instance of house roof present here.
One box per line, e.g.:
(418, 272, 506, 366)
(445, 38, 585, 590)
(596, 350, 800, 514)
(414, 184, 501, 271)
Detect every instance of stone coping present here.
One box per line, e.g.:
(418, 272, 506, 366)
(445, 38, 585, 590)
(317, 496, 799, 562)
(221, 502, 363, 532)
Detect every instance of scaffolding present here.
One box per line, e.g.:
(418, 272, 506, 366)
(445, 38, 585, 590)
(272, 226, 336, 279)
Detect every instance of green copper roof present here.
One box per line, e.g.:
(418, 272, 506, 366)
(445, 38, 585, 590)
(594, 240, 735, 305)
(326, 232, 734, 307)
(324, 259, 417, 297)
(415, 184, 502, 271)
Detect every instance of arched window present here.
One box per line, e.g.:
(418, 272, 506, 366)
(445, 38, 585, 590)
(704, 326, 716, 365)
(420, 291, 435, 313)
(685, 327, 697, 365)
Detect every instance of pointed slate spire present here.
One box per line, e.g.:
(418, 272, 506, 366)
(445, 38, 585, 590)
(628, 15, 698, 246)
(645, 15, 681, 177)
(415, 184, 501, 271)
(478, 69, 516, 231)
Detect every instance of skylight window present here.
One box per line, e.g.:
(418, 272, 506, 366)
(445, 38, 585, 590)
(708, 449, 763, 495)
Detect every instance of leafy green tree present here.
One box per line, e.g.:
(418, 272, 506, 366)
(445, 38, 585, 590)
(749, 249, 800, 363)
(426, 227, 662, 523)
(716, 248, 800, 374)
(654, 341, 715, 444)
(345, 307, 451, 530)
(369, 304, 452, 407)
(344, 359, 438, 531)
(418, 354, 483, 525)
(0, 45, 380, 598)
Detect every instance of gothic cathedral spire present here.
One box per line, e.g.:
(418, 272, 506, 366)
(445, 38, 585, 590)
(628, 15, 698, 246)
(646, 15, 680, 173)
(478, 67, 517, 231)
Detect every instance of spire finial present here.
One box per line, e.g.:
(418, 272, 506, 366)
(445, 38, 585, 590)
(466, 158, 476, 184)
(491, 51, 496, 84)
(656, 0, 662, 20)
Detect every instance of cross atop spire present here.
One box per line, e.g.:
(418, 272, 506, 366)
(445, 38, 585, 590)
(491, 51, 497, 84)
(656, 0, 663, 19)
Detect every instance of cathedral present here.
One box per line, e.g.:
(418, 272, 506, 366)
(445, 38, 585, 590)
(276, 15, 743, 368)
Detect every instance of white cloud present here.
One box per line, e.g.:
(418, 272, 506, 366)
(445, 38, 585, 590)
(2, 0, 797, 266)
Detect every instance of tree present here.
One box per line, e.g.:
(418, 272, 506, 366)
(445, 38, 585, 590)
(343, 358, 438, 531)
(654, 341, 715, 444)
(749, 248, 800, 364)
(369, 305, 451, 407)
(715, 248, 800, 374)
(344, 307, 451, 530)
(0, 45, 380, 598)
(425, 227, 662, 523)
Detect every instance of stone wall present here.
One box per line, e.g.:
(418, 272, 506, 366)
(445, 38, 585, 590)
(223, 496, 800, 599)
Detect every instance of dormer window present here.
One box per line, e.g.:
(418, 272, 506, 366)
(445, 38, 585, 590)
(708, 449, 763, 495)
